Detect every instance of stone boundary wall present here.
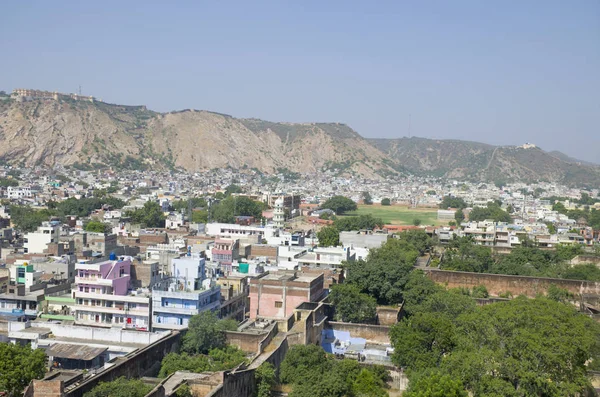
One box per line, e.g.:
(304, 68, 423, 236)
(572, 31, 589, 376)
(65, 331, 181, 397)
(426, 269, 600, 298)
(328, 321, 391, 344)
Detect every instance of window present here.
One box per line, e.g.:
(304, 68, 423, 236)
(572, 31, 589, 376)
(275, 301, 283, 308)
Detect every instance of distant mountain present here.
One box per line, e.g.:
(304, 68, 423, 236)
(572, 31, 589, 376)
(0, 98, 394, 178)
(369, 137, 600, 187)
(0, 95, 598, 186)
(547, 151, 598, 167)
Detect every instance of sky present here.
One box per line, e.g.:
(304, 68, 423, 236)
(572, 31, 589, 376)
(1, 1, 599, 163)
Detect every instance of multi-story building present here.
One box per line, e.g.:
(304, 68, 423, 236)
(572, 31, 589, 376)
(211, 238, 240, 272)
(152, 255, 221, 331)
(7, 186, 32, 199)
(24, 222, 61, 254)
(249, 271, 325, 320)
(9, 262, 42, 288)
(72, 255, 151, 330)
(273, 197, 285, 228)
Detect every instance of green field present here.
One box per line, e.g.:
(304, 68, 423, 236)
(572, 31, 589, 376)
(343, 205, 441, 226)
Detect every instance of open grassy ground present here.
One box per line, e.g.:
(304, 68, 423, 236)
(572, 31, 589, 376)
(343, 205, 442, 225)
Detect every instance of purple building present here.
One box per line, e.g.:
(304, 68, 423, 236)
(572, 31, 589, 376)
(72, 255, 151, 330)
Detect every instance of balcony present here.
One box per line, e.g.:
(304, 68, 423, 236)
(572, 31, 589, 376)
(75, 277, 114, 287)
(153, 301, 220, 315)
(74, 304, 150, 316)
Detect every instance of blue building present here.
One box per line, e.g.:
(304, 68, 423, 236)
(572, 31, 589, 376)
(151, 254, 221, 331)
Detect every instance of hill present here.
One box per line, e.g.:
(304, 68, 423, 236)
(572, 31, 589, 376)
(0, 98, 392, 178)
(369, 137, 600, 187)
(0, 96, 598, 186)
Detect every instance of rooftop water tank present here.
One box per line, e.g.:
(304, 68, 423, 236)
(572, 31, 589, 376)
(109, 252, 116, 261)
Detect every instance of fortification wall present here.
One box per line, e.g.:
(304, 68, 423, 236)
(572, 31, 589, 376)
(426, 269, 600, 297)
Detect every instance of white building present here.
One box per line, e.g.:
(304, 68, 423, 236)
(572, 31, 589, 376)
(7, 186, 32, 199)
(273, 197, 285, 228)
(24, 222, 61, 254)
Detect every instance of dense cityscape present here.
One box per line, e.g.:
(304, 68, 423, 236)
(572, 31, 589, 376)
(2, 1, 599, 396)
(0, 162, 598, 396)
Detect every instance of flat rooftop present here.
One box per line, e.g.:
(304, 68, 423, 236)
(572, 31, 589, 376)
(46, 343, 107, 361)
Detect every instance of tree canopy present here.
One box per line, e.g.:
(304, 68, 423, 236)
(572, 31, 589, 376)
(159, 346, 245, 378)
(0, 343, 46, 397)
(181, 311, 238, 355)
(126, 201, 166, 228)
(321, 196, 358, 215)
(209, 196, 265, 223)
(362, 191, 373, 205)
(467, 202, 511, 223)
(83, 377, 153, 397)
(381, 198, 391, 206)
(391, 295, 600, 397)
(439, 197, 467, 210)
(85, 220, 111, 234)
(317, 225, 340, 247)
(329, 284, 377, 323)
(344, 238, 420, 305)
(280, 345, 389, 397)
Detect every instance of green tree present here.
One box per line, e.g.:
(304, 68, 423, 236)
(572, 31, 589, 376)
(443, 297, 600, 396)
(255, 362, 276, 397)
(85, 220, 111, 233)
(321, 196, 357, 215)
(181, 311, 238, 354)
(352, 369, 388, 397)
(225, 184, 243, 197)
(404, 370, 467, 397)
(468, 202, 511, 223)
(175, 384, 193, 397)
(454, 209, 465, 224)
(330, 284, 377, 323)
(362, 191, 373, 205)
(439, 197, 467, 210)
(545, 221, 557, 234)
(159, 346, 245, 377)
(9, 205, 55, 232)
(345, 238, 419, 304)
(191, 210, 209, 223)
(546, 284, 573, 303)
(209, 196, 265, 223)
(398, 229, 432, 255)
(126, 201, 166, 228)
(552, 201, 568, 215)
(317, 226, 339, 247)
(470, 285, 489, 298)
(0, 178, 19, 187)
(381, 198, 391, 206)
(412, 218, 422, 226)
(390, 312, 456, 371)
(441, 236, 494, 273)
(83, 377, 152, 397)
(0, 343, 46, 397)
(280, 345, 329, 385)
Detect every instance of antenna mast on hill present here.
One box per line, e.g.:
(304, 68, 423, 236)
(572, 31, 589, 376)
(78, 85, 82, 96)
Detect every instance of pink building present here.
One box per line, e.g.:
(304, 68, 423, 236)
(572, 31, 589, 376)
(249, 272, 325, 320)
(211, 238, 239, 273)
(72, 256, 151, 330)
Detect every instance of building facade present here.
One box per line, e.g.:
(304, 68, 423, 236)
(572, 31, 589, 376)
(72, 256, 151, 330)
(249, 272, 325, 320)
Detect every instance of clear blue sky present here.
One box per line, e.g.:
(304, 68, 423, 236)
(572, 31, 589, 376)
(2, 1, 599, 163)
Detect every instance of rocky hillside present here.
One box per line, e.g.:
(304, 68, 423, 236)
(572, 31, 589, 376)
(0, 99, 392, 178)
(0, 97, 598, 186)
(369, 137, 600, 187)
